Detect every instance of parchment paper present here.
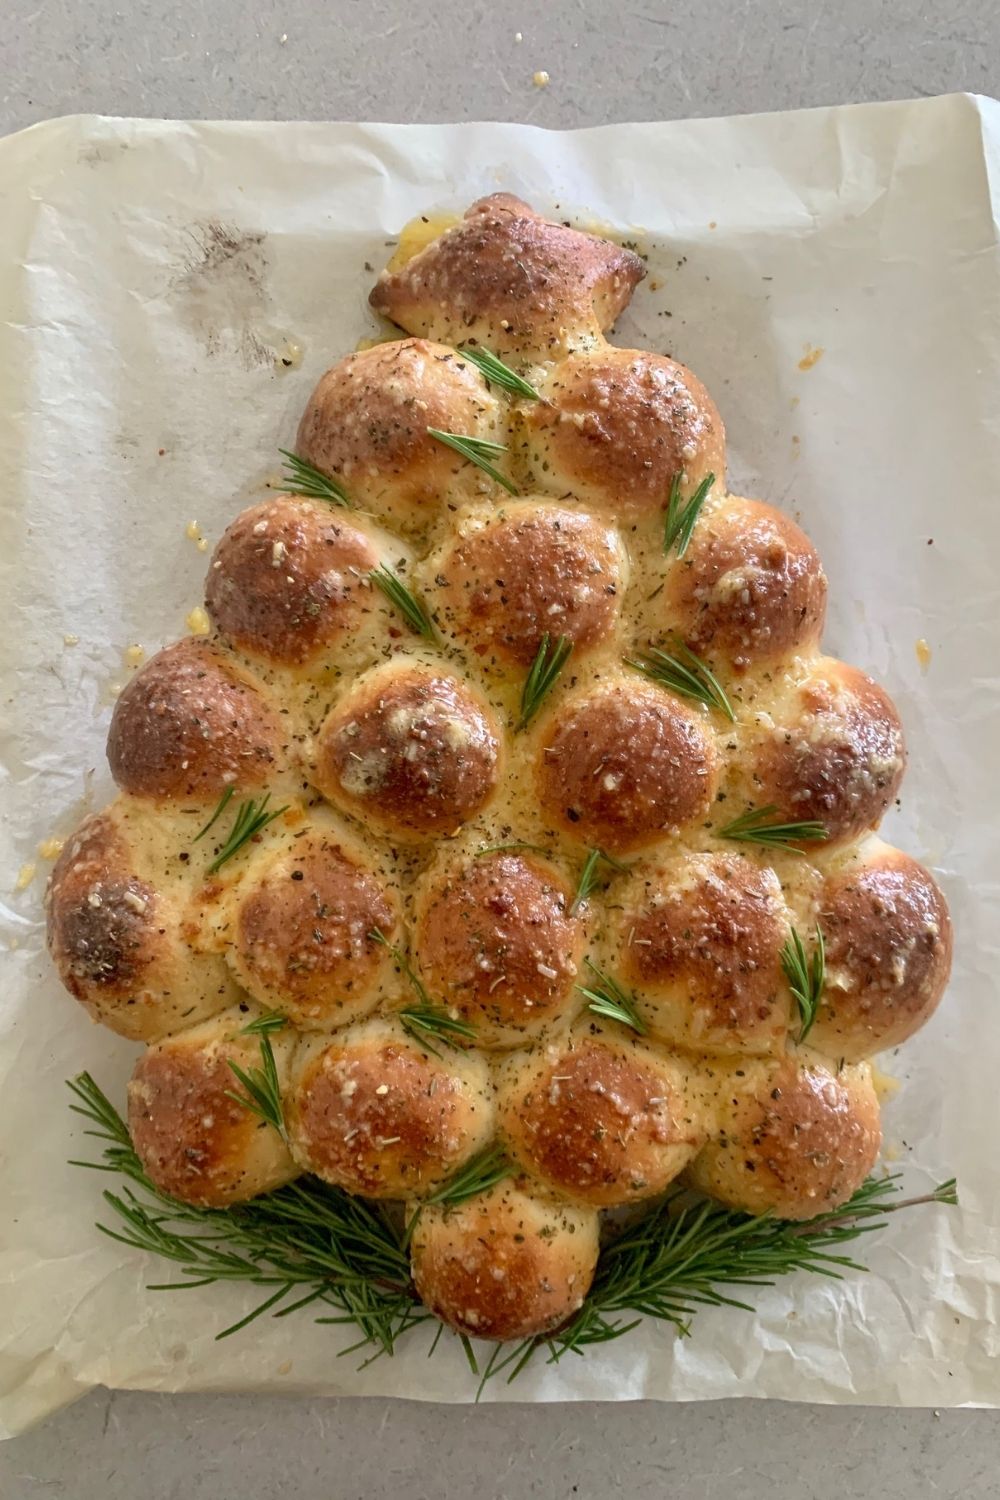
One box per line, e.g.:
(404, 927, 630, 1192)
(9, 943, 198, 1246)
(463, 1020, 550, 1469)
(1, 96, 998, 1437)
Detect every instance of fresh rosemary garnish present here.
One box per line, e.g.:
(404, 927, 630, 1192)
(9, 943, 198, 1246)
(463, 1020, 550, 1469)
(570, 847, 630, 915)
(370, 928, 475, 1057)
(717, 804, 829, 853)
(369, 565, 439, 642)
(239, 1011, 289, 1037)
(225, 1032, 286, 1139)
(193, 785, 235, 843)
(401, 1144, 514, 1250)
(518, 634, 573, 729)
(198, 792, 289, 875)
(663, 471, 715, 558)
(459, 346, 541, 401)
(781, 924, 826, 1043)
(577, 958, 646, 1034)
(626, 641, 735, 720)
(471, 1174, 959, 1395)
(66, 1075, 956, 1390)
(278, 449, 352, 508)
(66, 1072, 419, 1355)
(426, 428, 519, 495)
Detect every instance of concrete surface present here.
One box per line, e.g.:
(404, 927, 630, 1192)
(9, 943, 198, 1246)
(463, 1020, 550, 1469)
(1, 1, 998, 1495)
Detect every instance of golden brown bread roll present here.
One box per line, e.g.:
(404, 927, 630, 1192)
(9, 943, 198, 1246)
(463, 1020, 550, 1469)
(287, 1019, 494, 1198)
(807, 841, 953, 1062)
(517, 347, 725, 514)
(314, 659, 502, 839)
(46, 806, 239, 1041)
(127, 1005, 299, 1206)
(369, 194, 645, 360)
(409, 1178, 600, 1340)
(421, 501, 627, 669)
(412, 849, 583, 1048)
(295, 338, 504, 534)
(107, 637, 286, 802)
(205, 496, 382, 668)
(535, 678, 720, 853)
(497, 1026, 708, 1206)
(612, 851, 791, 1054)
(226, 822, 401, 1030)
(659, 496, 827, 669)
(686, 1051, 882, 1219)
(738, 657, 906, 847)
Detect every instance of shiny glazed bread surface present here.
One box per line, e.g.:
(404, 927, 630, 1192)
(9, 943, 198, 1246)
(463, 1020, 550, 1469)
(47, 194, 952, 1340)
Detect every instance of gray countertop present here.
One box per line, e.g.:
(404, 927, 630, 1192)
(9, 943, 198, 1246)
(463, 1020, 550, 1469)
(2, 2, 997, 1495)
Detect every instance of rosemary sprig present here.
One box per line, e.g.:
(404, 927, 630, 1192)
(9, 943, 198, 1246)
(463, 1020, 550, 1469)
(663, 471, 715, 557)
(370, 927, 475, 1057)
(475, 1174, 959, 1394)
(781, 924, 826, 1043)
(570, 847, 630, 915)
(460, 346, 541, 401)
(518, 634, 573, 729)
(67, 1076, 956, 1390)
(199, 792, 289, 875)
(369, 565, 439, 642)
(193, 785, 235, 843)
(717, 804, 828, 853)
(225, 1032, 286, 1139)
(278, 449, 352, 508)
(66, 1073, 418, 1356)
(577, 958, 646, 1035)
(426, 428, 519, 495)
(239, 1011, 289, 1037)
(626, 642, 735, 721)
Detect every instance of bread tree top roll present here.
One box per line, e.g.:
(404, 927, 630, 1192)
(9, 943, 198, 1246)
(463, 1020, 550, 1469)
(47, 195, 952, 1347)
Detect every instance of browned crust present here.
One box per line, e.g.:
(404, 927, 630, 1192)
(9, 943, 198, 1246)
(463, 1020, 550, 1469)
(619, 852, 789, 1051)
(231, 833, 399, 1028)
(748, 661, 906, 846)
(409, 1179, 600, 1340)
(414, 851, 583, 1039)
(499, 1037, 705, 1206)
(369, 195, 645, 358)
(127, 1015, 298, 1206)
(664, 497, 827, 668)
(205, 497, 380, 665)
(107, 637, 284, 801)
(518, 347, 724, 511)
(288, 1035, 491, 1197)
(687, 1055, 882, 1218)
(316, 665, 502, 837)
(809, 847, 953, 1060)
(427, 504, 625, 667)
(536, 681, 718, 853)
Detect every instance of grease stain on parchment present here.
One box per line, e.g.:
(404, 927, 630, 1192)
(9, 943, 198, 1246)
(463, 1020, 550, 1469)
(174, 221, 276, 371)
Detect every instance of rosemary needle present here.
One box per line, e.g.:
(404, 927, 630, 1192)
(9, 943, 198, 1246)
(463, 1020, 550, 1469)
(225, 1033, 286, 1138)
(518, 634, 573, 729)
(663, 471, 715, 558)
(570, 848, 630, 915)
(459, 346, 541, 400)
(781, 924, 826, 1043)
(369, 565, 439, 642)
(717, 804, 828, 853)
(426, 428, 519, 495)
(626, 642, 735, 721)
(278, 449, 352, 508)
(576, 958, 646, 1034)
(198, 791, 289, 875)
(370, 928, 476, 1057)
